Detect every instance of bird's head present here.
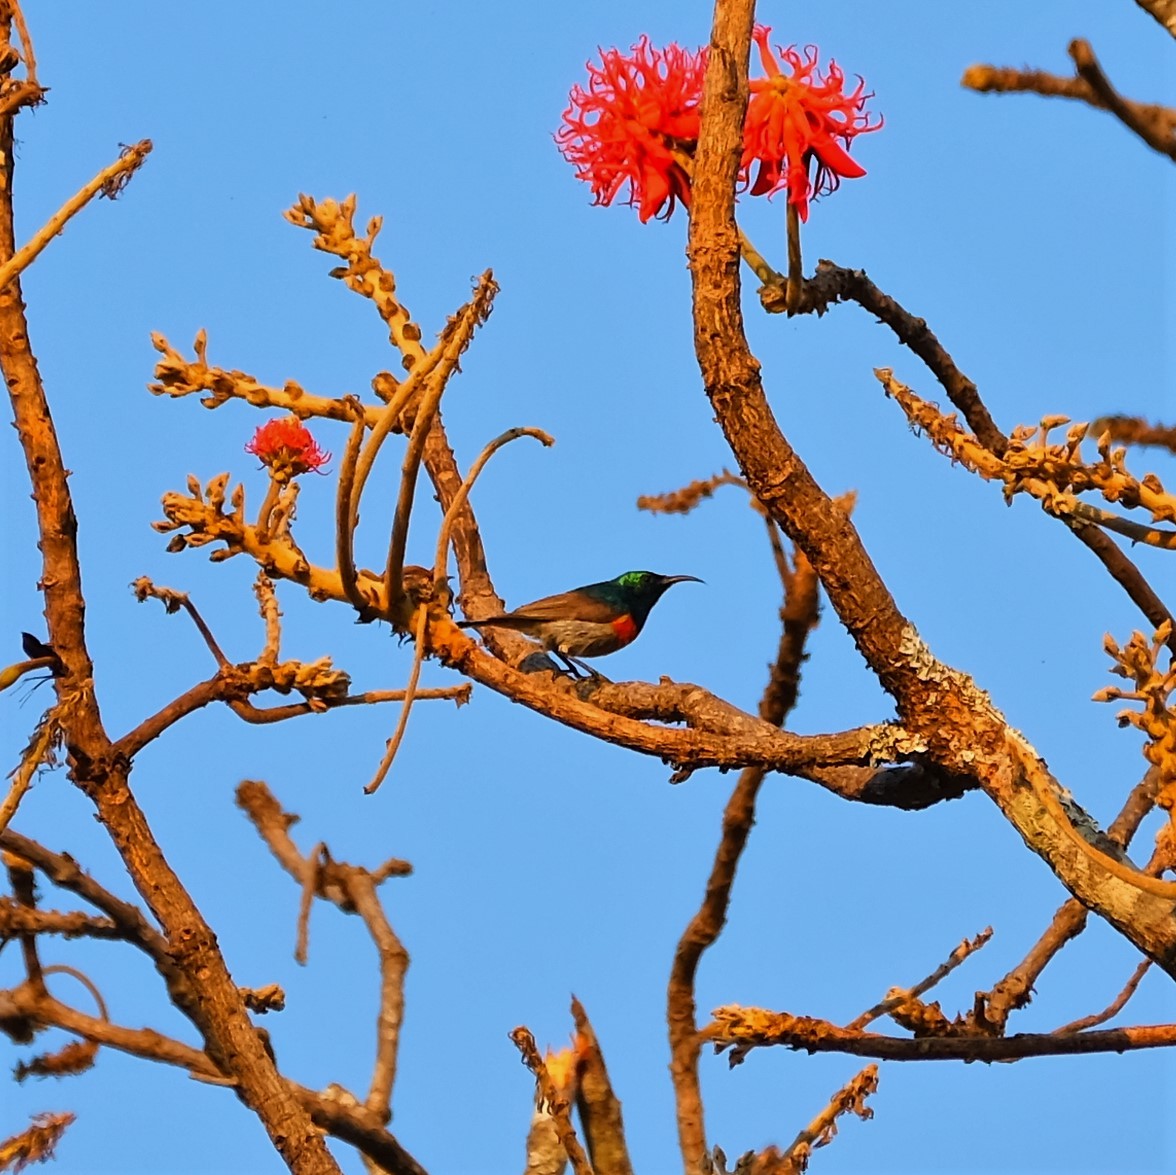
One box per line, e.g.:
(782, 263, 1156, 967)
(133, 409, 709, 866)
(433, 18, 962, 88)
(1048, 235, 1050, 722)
(612, 570, 702, 622)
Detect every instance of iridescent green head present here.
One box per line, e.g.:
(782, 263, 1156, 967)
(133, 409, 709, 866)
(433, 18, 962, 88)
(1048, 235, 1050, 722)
(609, 571, 702, 623)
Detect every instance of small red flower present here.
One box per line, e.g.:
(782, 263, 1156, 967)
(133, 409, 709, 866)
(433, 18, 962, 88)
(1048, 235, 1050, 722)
(556, 37, 706, 223)
(246, 417, 331, 481)
(742, 27, 879, 221)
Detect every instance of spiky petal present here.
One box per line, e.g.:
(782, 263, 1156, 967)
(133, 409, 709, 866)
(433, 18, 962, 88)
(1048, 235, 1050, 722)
(742, 27, 880, 221)
(556, 37, 706, 223)
(246, 417, 331, 482)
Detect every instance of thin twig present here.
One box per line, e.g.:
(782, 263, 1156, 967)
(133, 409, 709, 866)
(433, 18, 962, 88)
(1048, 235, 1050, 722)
(0, 705, 60, 836)
(0, 140, 152, 292)
(0, 829, 170, 960)
(432, 426, 554, 595)
(364, 607, 428, 795)
(132, 579, 231, 667)
(847, 927, 993, 1031)
(350, 870, 409, 1118)
(254, 573, 283, 666)
(335, 410, 370, 614)
(351, 367, 434, 528)
(1090, 415, 1176, 455)
(509, 1027, 594, 1175)
(255, 478, 282, 544)
(228, 685, 471, 725)
(738, 227, 778, 284)
(6, 852, 44, 993)
(236, 781, 412, 1116)
(41, 962, 110, 1023)
(777, 1065, 879, 1172)
(960, 46, 1176, 160)
(294, 844, 325, 965)
(0, 902, 122, 941)
(383, 382, 456, 617)
(1052, 960, 1153, 1034)
(9, 0, 37, 86)
(384, 271, 498, 614)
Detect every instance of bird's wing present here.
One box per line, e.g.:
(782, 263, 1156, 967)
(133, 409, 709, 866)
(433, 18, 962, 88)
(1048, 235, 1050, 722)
(458, 614, 533, 629)
(508, 590, 624, 624)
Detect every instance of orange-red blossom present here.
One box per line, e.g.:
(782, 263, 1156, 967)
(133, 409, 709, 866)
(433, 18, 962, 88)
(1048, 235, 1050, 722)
(245, 417, 331, 481)
(558, 26, 880, 223)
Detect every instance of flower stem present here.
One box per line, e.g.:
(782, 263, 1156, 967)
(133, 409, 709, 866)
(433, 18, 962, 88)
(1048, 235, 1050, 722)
(738, 228, 780, 285)
(785, 201, 803, 314)
(256, 478, 281, 542)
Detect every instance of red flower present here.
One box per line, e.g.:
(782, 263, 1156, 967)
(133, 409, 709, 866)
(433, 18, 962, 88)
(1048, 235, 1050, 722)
(742, 27, 879, 221)
(556, 37, 706, 223)
(246, 417, 331, 481)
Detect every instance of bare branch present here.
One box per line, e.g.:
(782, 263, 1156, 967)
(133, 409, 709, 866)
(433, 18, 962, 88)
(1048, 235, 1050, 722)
(0, 830, 168, 960)
(0, 140, 152, 293)
(637, 470, 746, 516)
(237, 781, 411, 1116)
(335, 408, 372, 616)
(2, 984, 427, 1175)
(704, 1005, 1176, 1064)
(572, 996, 633, 1175)
(1135, 0, 1176, 39)
(669, 509, 821, 1170)
(0, 900, 122, 943)
(787, 264, 1175, 645)
(131, 578, 230, 667)
(384, 271, 499, 614)
(0, 706, 60, 836)
(960, 43, 1176, 159)
(847, 928, 993, 1032)
(433, 426, 554, 595)
(0, 1111, 75, 1171)
(690, 0, 1176, 975)
(1091, 416, 1176, 455)
(509, 1027, 592, 1175)
(364, 606, 428, 795)
(1052, 960, 1153, 1035)
(1069, 38, 1176, 158)
(775, 1065, 879, 1173)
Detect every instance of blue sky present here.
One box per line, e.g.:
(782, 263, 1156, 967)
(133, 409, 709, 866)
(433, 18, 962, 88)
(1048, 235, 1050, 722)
(2, 3, 1174, 1172)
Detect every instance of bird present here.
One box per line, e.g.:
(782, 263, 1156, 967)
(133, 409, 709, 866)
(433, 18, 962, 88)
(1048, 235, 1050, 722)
(457, 570, 701, 678)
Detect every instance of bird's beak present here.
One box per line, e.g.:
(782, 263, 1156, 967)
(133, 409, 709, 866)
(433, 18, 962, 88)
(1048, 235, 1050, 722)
(663, 575, 703, 585)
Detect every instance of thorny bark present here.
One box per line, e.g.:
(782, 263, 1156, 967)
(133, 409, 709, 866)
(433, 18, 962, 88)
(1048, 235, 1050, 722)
(689, 0, 1176, 975)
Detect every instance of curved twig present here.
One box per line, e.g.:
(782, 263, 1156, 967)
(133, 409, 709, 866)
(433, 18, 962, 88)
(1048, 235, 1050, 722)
(432, 426, 554, 595)
(364, 606, 429, 795)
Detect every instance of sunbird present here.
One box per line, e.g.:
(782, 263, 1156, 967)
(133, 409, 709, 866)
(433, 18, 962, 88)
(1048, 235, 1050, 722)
(457, 570, 701, 677)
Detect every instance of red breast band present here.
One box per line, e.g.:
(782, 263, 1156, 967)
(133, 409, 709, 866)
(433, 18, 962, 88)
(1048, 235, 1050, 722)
(610, 614, 639, 645)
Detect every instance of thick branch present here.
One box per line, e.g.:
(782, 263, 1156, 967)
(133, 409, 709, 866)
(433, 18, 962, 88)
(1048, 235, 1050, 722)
(0, 25, 340, 1167)
(688, 0, 1176, 976)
